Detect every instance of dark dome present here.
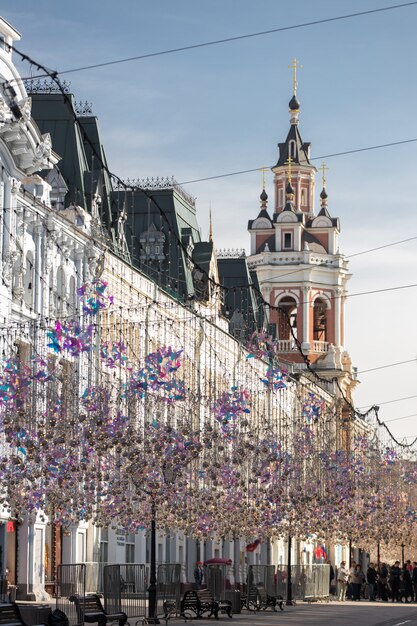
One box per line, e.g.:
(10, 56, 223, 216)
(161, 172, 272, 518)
(320, 187, 328, 200)
(289, 95, 300, 111)
(260, 189, 268, 202)
(286, 181, 294, 195)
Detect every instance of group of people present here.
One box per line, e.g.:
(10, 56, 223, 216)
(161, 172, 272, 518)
(336, 560, 417, 602)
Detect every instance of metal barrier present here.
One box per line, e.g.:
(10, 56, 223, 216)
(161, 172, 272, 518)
(103, 564, 147, 624)
(205, 564, 227, 601)
(156, 563, 181, 617)
(56, 564, 86, 626)
(247, 565, 276, 596)
(275, 564, 330, 601)
(0, 576, 8, 602)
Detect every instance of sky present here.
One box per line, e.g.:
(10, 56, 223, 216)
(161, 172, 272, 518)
(3, 0, 417, 443)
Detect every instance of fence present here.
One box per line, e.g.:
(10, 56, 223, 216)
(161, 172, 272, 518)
(103, 564, 147, 624)
(56, 564, 86, 626)
(156, 563, 181, 617)
(247, 565, 276, 596)
(275, 564, 330, 601)
(205, 564, 227, 601)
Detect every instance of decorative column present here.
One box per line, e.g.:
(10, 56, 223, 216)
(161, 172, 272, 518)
(334, 287, 342, 347)
(301, 286, 310, 353)
(33, 222, 43, 315)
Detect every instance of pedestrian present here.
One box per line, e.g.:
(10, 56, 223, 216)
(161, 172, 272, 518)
(402, 563, 413, 602)
(378, 563, 389, 601)
(347, 561, 356, 599)
(351, 564, 365, 601)
(366, 562, 378, 601)
(337, 561, 349, 601)
(412, 562, 417, 602)
(194, 562, 204, 590)
(389, 561, 402, 602)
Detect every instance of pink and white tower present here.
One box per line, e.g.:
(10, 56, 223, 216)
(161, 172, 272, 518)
(248, 61, 353, 376)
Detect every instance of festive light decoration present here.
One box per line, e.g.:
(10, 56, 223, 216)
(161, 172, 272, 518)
(213, 387, 251, 441)
(260, 366, 288, 391)
(77, 278, 114, 315)
(100, 341, 128, 368)
(47, 321, 94, 356)
(302, 392, 325, 422)
(0, 311, 416, 554)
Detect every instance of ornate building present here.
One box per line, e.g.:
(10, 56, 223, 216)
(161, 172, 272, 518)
(248, 65, 354, 384)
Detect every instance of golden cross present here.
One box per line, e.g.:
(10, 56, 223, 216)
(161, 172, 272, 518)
(288, 58, 302, 96)
(261, 164, 268, 189)
(285, 156, 293, 184)
(320, 162, 328, 188)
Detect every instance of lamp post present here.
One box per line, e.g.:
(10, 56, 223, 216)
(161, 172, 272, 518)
(286, 534, 295, 606)
(377, 542, 380, 571)
(401, 543, 405, 568)
(147, 499, 160, 624)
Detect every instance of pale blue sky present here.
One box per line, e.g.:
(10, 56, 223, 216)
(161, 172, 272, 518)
(3, 1, 417, 442)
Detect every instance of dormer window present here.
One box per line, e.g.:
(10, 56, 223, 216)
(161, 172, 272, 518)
(283, 232, 293, 250)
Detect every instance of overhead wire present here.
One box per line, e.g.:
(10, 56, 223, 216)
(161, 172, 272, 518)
(11, 1, 417, 81)
(5, 43, 417, 451)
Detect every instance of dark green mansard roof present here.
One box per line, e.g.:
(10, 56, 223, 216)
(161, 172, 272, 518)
(29, 93, 113, 226)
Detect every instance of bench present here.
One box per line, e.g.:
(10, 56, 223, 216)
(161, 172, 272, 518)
(180, 589, 232, 620)
(198, 589, 232, 619)
(0, 603, 47, 626)
(70, 594, 127, 626)
(255, 584, 284, 612)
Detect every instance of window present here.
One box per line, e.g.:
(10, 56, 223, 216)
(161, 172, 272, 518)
(99, 528, 108, 563)
(313, 299, 327, 341)
(125, 534, 135, 563)
(283, 232, 292, 249)
(301, 189, 307, 206)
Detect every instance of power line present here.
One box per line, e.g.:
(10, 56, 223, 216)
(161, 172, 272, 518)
(177, 138, 417, 186)
(385, 413, 417, 423)
(358, 358, 417, 375)
(16, 2, 417, 81)
(360, 394, 417, 408)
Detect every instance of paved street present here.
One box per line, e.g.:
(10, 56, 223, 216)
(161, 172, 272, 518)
(187, 601, 417, 626)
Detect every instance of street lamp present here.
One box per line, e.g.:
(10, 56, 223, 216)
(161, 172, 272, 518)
(147, 498, 159, 625)
(286, 534, 295, 606)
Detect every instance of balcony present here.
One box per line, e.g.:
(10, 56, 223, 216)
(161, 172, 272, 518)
(277, 339, 329, 353)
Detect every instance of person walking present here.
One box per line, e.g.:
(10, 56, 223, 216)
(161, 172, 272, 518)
(337, 561, 349, 601)
(378, 563, 389, 601)
(366, 563, 378, 601)
(194, 562, 204, 590)
(347, 561, 356, 600)
(402, 563, 413, 602)
(351, 564, 365, 601)
(412, 562, 417, 602)
(390, 561, 402, 602)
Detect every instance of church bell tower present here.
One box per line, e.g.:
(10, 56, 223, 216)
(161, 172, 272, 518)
(248, 60, 352, 372)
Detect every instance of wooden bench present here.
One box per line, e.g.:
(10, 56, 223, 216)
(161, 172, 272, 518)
(0, 603, 47, 626)
(70, 594, 127, 626)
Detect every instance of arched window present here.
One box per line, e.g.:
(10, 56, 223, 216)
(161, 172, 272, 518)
(313, 298, 327, 341)
(277, 296, 297, 340)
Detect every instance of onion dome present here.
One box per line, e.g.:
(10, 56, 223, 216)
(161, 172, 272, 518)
(260, 188, 268, 203)
(286, 181, 294, 196)
(289, 95, 300, 111)
(320, 187, 328, 201)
